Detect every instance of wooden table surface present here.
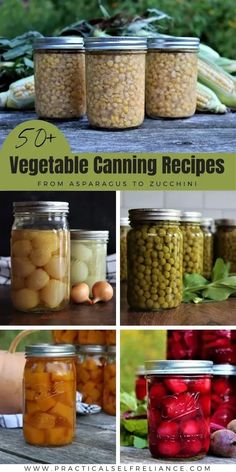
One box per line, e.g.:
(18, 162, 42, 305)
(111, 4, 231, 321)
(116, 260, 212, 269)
(0, 285, 116, 326)
(121, 282, 236, 326)
(0, 111, 235, 152)
(0, 413, 116, 464)
(120, 447, 236, 464)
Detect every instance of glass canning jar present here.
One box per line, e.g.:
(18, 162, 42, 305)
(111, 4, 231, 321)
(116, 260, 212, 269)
(145, 360, 213, 460)
(201, 218, 214, 279)
(135, 366, 147, 401)
(23, 344, 76, 447)
(201, 330, 236, 364)
(146, 37, 199, 118)
(127, 209, 183, 310)
(167, 330, 201, 360)
(103, 346, 116, 416)
(76, 345, 105, 406)
(70, 230, 109, 294)
(53, 330, 79, 344)
(181, 212, 204, 274)
(85, 37, 147, 129)
(52, 330, 106, 345)
(11, 201, 70, 312)
(215, 219, 236, 272)
(34, 37, 86, 119)
(211, 364, 236, 428)
(120, 218, 130, 282)
(106, 330, 116, 345)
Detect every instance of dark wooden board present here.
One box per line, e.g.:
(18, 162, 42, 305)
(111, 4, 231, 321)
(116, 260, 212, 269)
(0, 285, 116, 326)
(0, 111, 235, 152)
(121, 282, 236, 326)
(120, 447, 236, 464)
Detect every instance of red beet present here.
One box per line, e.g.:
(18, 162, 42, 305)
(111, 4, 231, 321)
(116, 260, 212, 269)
(164, 378, 188, 394)
(158, 439, 181, 457)
(157, 421, 179, 437)
(181, 419, 200, 435)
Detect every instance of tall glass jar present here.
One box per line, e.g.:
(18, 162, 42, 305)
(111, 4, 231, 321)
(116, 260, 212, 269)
(70, 230, 108, 294)
(181, 212, 203, 274)
(85, 37, 147, 129)
(167, 330, 201, 360)
(103, 346, 116, 416)
(52, 330, 106, 345)
(211, 364, 236, 428)
(76, 345, 105, 406)
(146, 37, 199, 118)
(127, 209, 183, 310)
(215, 219, 236, 272)
(201, 330, 236, 364)
(34, 37, 86, 119)
(11, 201, 70, 312)
(145, 360, 212, 460)
(135, 366, 147, 401)
(120, 218, 129, 282)
(201, 218, 214, 279)
(23, 344, 76, 447)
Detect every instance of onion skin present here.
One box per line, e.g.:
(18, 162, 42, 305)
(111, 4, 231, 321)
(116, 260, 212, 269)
(92, 281, 113, 304)
(71, 283, 92, 304)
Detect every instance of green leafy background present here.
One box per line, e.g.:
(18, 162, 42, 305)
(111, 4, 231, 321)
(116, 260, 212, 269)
(0, 330, 51, 351)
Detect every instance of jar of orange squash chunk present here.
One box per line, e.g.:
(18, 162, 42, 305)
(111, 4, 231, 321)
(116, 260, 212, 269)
(11, 201, 70, 312)
(23, 344, 76, 447)
(103, 346, 116, 415)
(52, 330, 79, 344)
(78, 330, 106, 345)
(106, 330, 116, 345)
(76, 345, 105, 406)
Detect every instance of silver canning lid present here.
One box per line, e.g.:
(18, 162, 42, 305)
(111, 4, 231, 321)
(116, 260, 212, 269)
(201, 217, 214, 227)
(85, 36, 147, 51)
(34, 36, 84, 50)
(129, 208, 181, 223)
(215, 219, 236, 227)
(25, 344, 76, 357)
(13, 201, 69, 214)
(136, 365, 145, 375)
(181, 211, 202, 223)
(145, 360, 213, 375)
(76, 345, 105, 354)
(213, 364, 236, 375)
(70, 230, 109, 241)
(148, 36, 199, 51)
(107, 345, 116, 354)
(120, 217, 129, 227)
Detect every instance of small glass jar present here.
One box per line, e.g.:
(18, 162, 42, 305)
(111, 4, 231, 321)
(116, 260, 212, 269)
(145, 360, 212, 460)
(103, 346, 116, 416)
(71, 230, 109, 294)
(106, 330, 116, 345)
(11, 201, 70, 312)
(76, 345, 105, 406)
(167, 330, 201, 360)
(135, 366, 147, 401)
(23, 344, 76, 447)
(211, 364, 236, 428)
(146, 37, 199, 118)
(181, 212, 204, 274)
(215, 219, 236, 272)
(127, 209, 183, 310)
(201, 218, 214, 279)
(85, 37, 147, 129)
(34, 37, 86, 119)
(201, 330, 236, 364)
(120, 217, 129, 282)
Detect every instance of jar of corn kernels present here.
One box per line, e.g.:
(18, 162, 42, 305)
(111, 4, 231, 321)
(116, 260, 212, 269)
(146, 36, 199, 118)
(85, 37, 147, 129)
(76, 345, 105, 406)
(23, 343, 76, 447)
(200, 218, 214, 279)
(34, 37, 86, 119)
(103, 346, 116, 415)
(120, 218, 129, 282)
(11, 201, 70, 312)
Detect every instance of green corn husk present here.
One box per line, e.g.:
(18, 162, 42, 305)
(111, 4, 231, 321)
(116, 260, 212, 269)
(197, 82, 227, 113)
(199, 43, 220, 60)
(215, 57, 236, 74)
(0, 75, 35, 109)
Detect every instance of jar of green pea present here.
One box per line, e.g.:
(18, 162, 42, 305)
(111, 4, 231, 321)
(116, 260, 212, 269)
(215, 219, 236, 272)
(201, 217, 214, 279)
(181, 211, 204, 275)
(120, 218, 130, 282)
(127, 209, 183, 310)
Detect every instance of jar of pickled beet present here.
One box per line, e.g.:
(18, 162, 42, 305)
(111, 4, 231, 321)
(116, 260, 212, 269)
(23, 344, 76, 447)
(106, 330, 116, 345)
(103, 346, 116, 416)
(120, 218, 130, 282)
(181, 212, 204, 274)
(215, 219, 236, 272)
(201, 330, 236, 364)
(11, 201, 70, 312)
(201, 218, 214, 279)
(145, 360, 213, 460)
(76, 345, 105, 406)
(127, 209, 183, 310)
(211, 364, 236, 428)
(135, 366, 147, 401)
(167, 330, 201, 360)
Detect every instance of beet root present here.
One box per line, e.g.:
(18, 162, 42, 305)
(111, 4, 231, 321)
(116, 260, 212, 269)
(210, 429, 236, 458)
(227, 420, 236, 434)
